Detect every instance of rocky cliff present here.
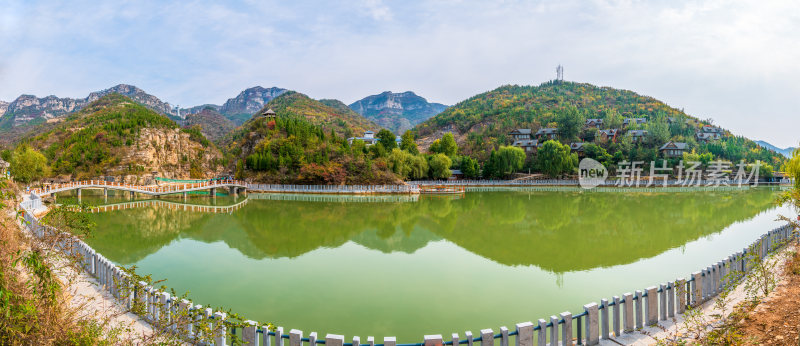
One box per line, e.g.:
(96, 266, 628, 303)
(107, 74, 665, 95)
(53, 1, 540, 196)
(349, 91, 447, 133)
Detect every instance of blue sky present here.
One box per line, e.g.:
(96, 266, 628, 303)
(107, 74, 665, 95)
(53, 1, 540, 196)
(1, 0, 798, 147)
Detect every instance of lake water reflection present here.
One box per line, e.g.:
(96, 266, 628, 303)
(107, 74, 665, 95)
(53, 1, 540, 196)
(65, 188, 790, 342)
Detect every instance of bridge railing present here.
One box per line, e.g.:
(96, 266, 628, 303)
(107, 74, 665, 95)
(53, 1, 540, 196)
(246, 184, 419, 194)
(30, 179, 247, 196)
(16, 197, 797, 345)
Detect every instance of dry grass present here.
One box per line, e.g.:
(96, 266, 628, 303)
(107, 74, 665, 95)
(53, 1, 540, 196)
(0, 179, 127, 344)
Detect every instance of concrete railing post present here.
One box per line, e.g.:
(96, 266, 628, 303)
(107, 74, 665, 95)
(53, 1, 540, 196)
(623, 293, 634, 333)
(676, 278, 687, 314)
(290, 329, 303, 346)
(537, 319, 546, 345)
(659, 284, 667, 321)
(692, 272, 703, 306)
(275, 326, 284, 346)
(480, 329, 493, 346)
(500, 326, 509, 346)
(584, 303, 599, 345)
(515, 322, 533, 346)
(213, 311, 227, 345)
(600, 299, 609, 339)
(549, 316, 558, 346)
(560, 312, 572, 345)
(326, 334, 344, 346)
(612, 296, 621, 336)
(634, 290, 643, 329)
(424, 335, 444, 346)
(310, 332, 318, 346)
(645, 286, 658, 326)
(242, 320, 258, 346)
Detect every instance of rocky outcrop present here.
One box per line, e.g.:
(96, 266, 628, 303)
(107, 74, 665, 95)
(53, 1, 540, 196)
(0, 101, 7, 117)
(219, 86, 286, 118)
(349, 91, 447, 133)
(115, 127, 223, 182)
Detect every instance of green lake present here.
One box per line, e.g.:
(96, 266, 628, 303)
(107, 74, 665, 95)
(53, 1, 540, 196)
(62, 188, 791, 342)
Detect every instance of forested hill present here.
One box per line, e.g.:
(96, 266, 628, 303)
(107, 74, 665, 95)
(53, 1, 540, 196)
(249, 91, 377, 139)
(414, 81, 786, 167)
(224, 113, 399, 184)
(26, 94, 222, 181)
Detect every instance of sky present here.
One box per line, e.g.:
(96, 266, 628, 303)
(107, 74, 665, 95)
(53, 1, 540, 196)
(1, 0, 799, 147)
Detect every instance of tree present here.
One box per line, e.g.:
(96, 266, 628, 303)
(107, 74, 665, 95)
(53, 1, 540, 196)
(556, 106, 583, 141)
(388, 148, 413, 179)
(400, 131, 419, 154)
(408, 154, 429, 180)
(438, 133, 458, 157)
(9, 144, 49, 183)
(369, 142, 387, 158)
(583, 143, 613, 166)
(604, 109, 624, 129)
(460, 156, 480, 178)
(376, 129, 397, 150)
(428, 154, 452, 179)
(491, 146, 526, 178)
(536, 140, 575, 178)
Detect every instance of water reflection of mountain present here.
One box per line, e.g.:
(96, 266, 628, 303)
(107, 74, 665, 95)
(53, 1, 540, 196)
(86, 189, 779, 272)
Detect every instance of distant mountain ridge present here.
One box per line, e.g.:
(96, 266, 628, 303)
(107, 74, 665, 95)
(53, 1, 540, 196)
(0, 84, 180, 145)
(2, 84, 175, 125)
(349, 91, 447, 133)
(755, 140, 796, 158)
(180, 86, 287, 125)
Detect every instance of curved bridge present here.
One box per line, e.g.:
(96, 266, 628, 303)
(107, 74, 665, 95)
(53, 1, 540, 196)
(31, 179, 247, 198)
(89, 198, 249, 214)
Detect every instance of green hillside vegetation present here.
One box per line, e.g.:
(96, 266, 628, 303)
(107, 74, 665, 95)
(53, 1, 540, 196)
(259, 92, 377, 139)
(226, 115, 398, 184)
(23, 94, 218, 179)
(415, 81, 786, 177)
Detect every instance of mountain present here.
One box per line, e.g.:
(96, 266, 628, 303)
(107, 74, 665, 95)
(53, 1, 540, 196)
(217, 86, 286, 125)
(178, 86, 287, 126)
(755, 141, 796, 158)
(414, 81, 786, 168)
(0, 101, 8, 117)
(182, 107, 235, 143)
(249, 91, 377, 138)
(349, 91, 447, 134)
(0, 84, 178, 145)
(27, 94, 222, 182)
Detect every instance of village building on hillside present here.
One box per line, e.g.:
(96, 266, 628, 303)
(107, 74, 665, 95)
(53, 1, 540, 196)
(697, 125, 723, 141)
(628, 130, 648, 143)
(569, 142, 586, 157)
(585, 118, 604, 128)
(598, 129, 619, 142)
(696, 133, 716, 143)
(535, 128, 558, 141)
(513, 139, 539, 154)
(347, 130, 379, 146)
(509, 128, 532, 141)
(659, 141, 688, 158)
(623, 118, 647, 128)
(261, 108, 277, 119)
